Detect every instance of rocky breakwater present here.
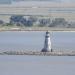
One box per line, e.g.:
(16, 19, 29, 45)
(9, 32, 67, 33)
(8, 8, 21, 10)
(1, 50, 75, 56)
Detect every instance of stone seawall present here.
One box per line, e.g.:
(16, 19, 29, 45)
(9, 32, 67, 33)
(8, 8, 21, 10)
(1, 50, 75, 56)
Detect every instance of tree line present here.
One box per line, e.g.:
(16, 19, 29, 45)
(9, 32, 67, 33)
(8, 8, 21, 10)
(0, 15, 75, 28)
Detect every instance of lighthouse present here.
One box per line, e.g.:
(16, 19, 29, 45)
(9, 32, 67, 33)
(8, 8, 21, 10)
(41, 31, 52, 52)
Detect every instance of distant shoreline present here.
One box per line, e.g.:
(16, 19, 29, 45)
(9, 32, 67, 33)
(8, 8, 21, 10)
(0, 27, 75, 32)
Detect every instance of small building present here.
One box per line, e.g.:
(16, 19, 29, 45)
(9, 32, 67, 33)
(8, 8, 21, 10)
(41, 31, 52, 52)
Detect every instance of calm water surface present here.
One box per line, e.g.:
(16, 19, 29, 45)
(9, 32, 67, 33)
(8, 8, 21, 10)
(0, 56, 75, 75)
(0, 31, 75, 51)
(0, 31, 75, 75)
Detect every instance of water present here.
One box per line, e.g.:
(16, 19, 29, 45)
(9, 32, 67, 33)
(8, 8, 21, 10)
(0, 31, 75, 75)
(0, 55, 75, 75)
(0, 31, 75, 51)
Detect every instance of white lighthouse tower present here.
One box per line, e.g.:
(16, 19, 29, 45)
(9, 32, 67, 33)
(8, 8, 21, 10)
(41, 31, 52, 52)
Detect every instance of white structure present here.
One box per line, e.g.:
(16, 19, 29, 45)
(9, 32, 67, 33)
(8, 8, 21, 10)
(42, 31, 52, 52)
